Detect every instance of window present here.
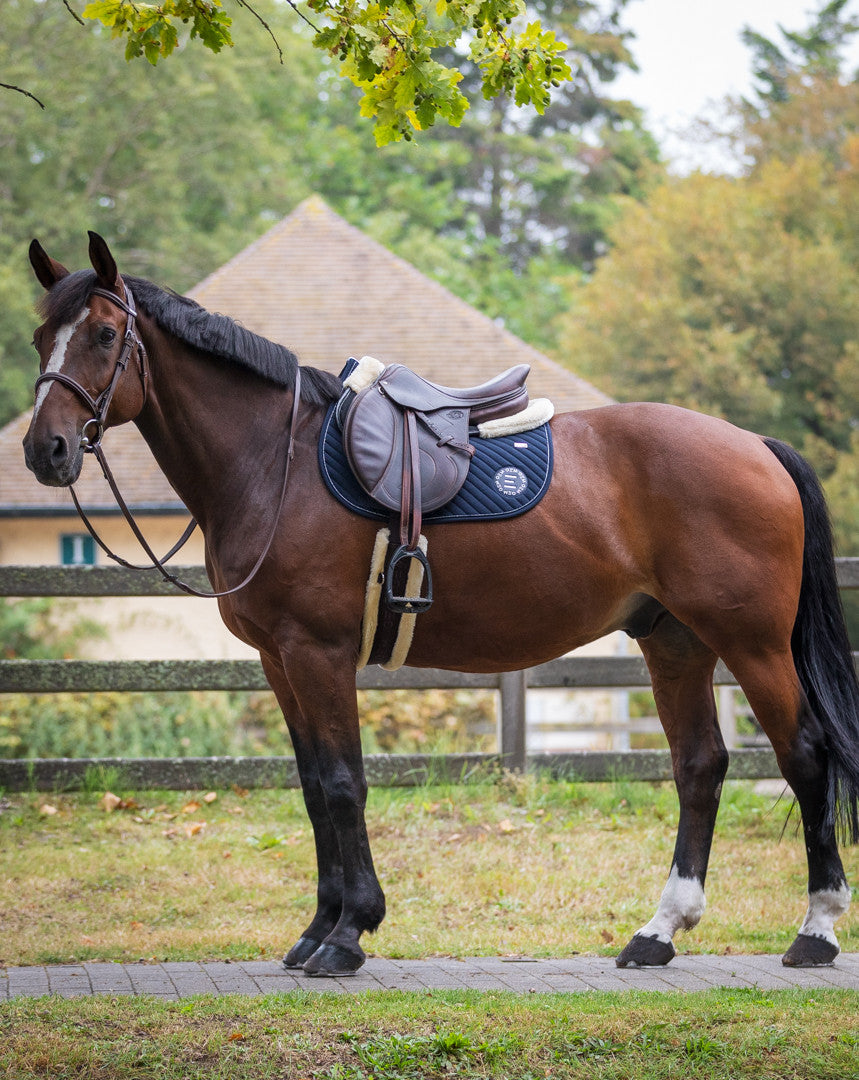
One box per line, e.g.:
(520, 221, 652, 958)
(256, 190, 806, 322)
(60, 533, 96, 566)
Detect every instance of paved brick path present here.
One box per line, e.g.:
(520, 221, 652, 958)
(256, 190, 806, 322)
(2, 954, 857, 999)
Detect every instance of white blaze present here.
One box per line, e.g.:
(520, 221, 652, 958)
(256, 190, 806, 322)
(32, 308, 90, 421)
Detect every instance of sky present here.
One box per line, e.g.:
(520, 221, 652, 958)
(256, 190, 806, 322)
(612, 0, 859, 172)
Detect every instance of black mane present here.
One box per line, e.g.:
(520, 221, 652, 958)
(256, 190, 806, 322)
(36, 269, 342, 407)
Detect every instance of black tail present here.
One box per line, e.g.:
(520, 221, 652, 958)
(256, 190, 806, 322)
(764, 437, 859, 843)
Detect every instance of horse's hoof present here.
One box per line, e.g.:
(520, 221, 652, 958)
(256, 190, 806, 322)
(283, 937, 323, 969)
(782, 934, 839, 967)
(616, 934, 676, 968)
(303, 942, 365, 977)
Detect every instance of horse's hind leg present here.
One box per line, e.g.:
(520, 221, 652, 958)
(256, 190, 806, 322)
(723, 649, 851, 966)
(617, 614, 728, 967)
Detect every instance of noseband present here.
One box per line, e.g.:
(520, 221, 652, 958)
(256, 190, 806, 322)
(34, 284, 148, 450)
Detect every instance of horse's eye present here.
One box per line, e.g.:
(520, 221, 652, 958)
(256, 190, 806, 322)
(98, 327, 117, 347)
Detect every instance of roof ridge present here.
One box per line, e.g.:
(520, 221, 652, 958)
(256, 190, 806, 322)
(2, 198, 613, 514)
(189, 195, 355, 301)
(190, 196, 610, 405)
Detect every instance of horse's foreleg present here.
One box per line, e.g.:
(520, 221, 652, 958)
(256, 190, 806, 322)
(282, 747, 346, 969)
(265, 648, 386, 976)
(725, 650, 850, 967)
(260, 657, 346, 968)
(616, 616, 727, 967)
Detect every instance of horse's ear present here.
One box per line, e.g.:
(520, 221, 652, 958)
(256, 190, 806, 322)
(29, 239, 69, 290)
(88, 231, 121, 292)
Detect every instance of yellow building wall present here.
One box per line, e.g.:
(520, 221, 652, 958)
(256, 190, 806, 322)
(0, 514, 257, 661)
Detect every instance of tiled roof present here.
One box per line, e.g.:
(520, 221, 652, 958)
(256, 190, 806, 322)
(3, 197, 610, 513)
(191, 196, 611, 415)
(0, 412, 185, 513)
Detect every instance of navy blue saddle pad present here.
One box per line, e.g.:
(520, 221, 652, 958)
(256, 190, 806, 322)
(318, 391, 553, 525)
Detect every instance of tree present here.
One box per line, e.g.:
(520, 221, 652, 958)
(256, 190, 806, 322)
(560, 158, 859, 469)
(0, 0, 656, 426)
(826, 431, 859, 551)
(741, 0, 859, 107)
(423, 0, 660, 273)
(0, 598, 103, 659)
(560, 174, 774, 431)
(736, 0, 859, 171)
(557, 2, 859, 547)
(7, 0, 575, 144)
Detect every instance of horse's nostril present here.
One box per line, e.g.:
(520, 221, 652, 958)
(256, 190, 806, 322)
(50, 435, 68, 466)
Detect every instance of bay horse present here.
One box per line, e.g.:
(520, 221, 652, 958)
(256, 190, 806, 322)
(23, 233, 859, 974)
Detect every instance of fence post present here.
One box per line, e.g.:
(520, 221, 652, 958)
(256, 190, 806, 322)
(498, 669, 527, 772)
(718, 685, 738, 750)
(612, 634, 631, 751)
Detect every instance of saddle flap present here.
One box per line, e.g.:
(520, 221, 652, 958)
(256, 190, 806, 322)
(343, 383, 471, 514)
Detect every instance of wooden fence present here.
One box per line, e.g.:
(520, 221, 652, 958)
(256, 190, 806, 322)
(2, 560, 858, 791)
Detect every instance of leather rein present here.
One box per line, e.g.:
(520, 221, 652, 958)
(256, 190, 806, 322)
(34, 282, 300, 599)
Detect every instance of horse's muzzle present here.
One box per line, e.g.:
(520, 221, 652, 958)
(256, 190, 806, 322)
(22, 428, 84, 487)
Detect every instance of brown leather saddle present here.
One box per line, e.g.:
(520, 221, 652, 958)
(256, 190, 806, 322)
(341, 362, 530, 613)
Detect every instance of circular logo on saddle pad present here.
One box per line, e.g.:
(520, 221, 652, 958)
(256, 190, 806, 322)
(494, 467, 528, 497)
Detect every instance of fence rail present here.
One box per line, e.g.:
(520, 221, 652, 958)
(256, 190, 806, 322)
(2, 560, 857, 791)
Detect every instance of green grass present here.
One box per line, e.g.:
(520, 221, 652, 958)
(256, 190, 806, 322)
(0, 775, 856, 965)
(1, 989, 857, 1078)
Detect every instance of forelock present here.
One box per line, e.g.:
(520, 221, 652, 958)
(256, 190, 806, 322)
(36, 270, 98, 330)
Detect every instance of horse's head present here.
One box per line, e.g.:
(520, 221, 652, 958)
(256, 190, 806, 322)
(23, 232, 148, 487)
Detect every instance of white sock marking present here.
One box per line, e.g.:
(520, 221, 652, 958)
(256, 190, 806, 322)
(636, 866, 706, 944)
(798, 884, 851, 947)
(32, 308, 89, 421)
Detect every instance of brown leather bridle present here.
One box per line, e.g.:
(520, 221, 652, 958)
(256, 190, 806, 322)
(34, 284, 149, 452)
(34, 282, 301, 599)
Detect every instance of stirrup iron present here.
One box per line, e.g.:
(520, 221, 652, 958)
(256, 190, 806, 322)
(385, 544, 433, 614)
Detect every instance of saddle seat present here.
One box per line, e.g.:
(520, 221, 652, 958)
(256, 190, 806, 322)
(375, 363, 530, 423)
(340, 358, 532, 613)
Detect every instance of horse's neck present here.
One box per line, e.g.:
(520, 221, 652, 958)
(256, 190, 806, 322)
(135, 336, 294, 532)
